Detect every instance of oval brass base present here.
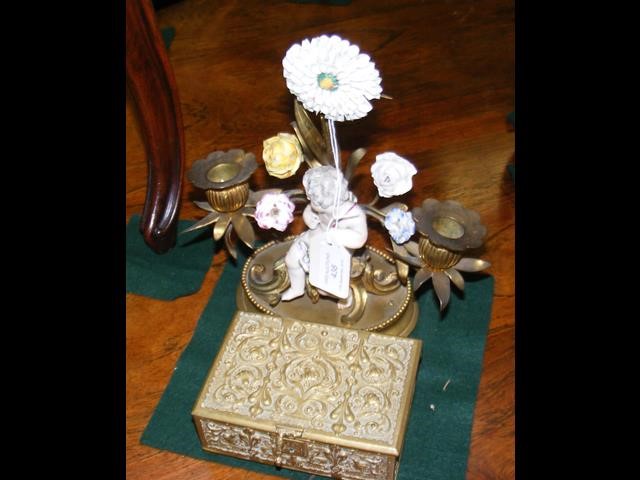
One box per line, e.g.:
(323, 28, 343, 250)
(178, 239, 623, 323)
(235, 240, 419, 337)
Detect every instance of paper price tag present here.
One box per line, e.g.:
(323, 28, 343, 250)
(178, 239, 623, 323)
(308, 236, 351, 299)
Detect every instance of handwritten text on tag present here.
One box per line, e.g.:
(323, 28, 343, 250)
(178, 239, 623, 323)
(308, 237, 350, 299)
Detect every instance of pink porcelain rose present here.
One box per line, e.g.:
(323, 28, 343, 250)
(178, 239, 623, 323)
(255, 193, 295, 232)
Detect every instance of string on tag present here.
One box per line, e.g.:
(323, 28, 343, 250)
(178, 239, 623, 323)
(327, 119, 342, 237)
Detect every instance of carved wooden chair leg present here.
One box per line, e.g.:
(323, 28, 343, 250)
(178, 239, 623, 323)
(126, 0, 184, 253)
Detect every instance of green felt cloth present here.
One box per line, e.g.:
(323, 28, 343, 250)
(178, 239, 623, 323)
(140, 247, 494, 480)
(126, 215, 214, 300)
(161, 26, 175, 50)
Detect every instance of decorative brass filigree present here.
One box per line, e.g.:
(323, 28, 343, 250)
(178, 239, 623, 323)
(193, 312, 420, 479)
(361, 261, 401, 295)
(305, 277, 320, 304)
(197, 418, 394, 480)
(199, 420, 275, 462)
(198, 312, 420, 447)
(247, 247, 405, 327)
(338, 283, 367, 327)
(240, 240, 418, 336)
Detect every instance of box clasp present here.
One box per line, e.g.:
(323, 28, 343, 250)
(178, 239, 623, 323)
(275, 425, 305, 467)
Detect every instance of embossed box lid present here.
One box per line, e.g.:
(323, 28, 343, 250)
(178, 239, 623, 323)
(192, 311, 422, 457)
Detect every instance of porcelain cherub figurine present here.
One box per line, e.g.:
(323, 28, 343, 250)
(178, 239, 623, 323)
(281, 165, 368, 301)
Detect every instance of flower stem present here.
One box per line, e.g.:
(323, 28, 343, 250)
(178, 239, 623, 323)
(327, 119, 342, 229)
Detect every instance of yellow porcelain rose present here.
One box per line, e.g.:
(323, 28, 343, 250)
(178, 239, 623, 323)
(262, 133, 303, 179)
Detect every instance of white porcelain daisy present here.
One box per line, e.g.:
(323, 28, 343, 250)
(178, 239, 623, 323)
(282, 35, 383, 121)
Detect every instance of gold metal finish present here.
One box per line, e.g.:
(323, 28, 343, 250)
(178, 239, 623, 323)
(185, 149, 269, 259)
(188, 149, 257, 190)
(181, 211, 220, 234)
(385, 200, 490, 312)
(390, 234, 490, 312)
(206, 162, 242, 183)
(223, 225, 237, 260)
(237, 239, 419, 337)
(293, 100, 330, 165)
(205, 182, 250, 212)
(305, 277, 320, 304)
(361, 262, 401, 295)
(412, 198, 486, 252)
(213, 214, 232, 241)
(291, 100, 368, 177)
(193, 311, 422, 480)
(344, 147, 367, 181)
(339, 283, 367, 327)
(249, 258, 289, 293)
(390, 242, 410, 286)
(196, 418, 395, 480)
(418, 235, 462, 270)
(431, 216, 465, 239)
(231, 212, 256, 248)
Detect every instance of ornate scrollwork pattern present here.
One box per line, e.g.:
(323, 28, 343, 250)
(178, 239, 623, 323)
(199, 419, 275, 462)
(248, 258, 290, 294)
(197, 418, 394, 480)
(201, 312, 416, 446)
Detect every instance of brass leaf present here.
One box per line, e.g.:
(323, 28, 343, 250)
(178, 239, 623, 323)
(389, 251, 424, 269)
(231, 213, 256, 249)
(213, 214, 231, 241)
(432, 271, 451, 311)
(453, 258, 491, 272)
(240, 206, 256, 218)
(291, 122, 322, 169)
(413, 268, 433, 292)
(293, 100, 330, 164)
(194, 200, 216, 212)
(224, 224, 237, 260)
(404, 241, 420, 258)
(344, 148, 366, 181)
(181, 211, 220, 234)
(445, 268, 465, 291)
(391, 241, 409, 285)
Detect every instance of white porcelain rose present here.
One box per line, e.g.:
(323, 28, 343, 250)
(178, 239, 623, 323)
(371, 152, 417, 198)
(262, 133, 303, 179)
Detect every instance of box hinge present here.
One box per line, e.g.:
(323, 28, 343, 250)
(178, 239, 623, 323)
(274, 425, 305, 467)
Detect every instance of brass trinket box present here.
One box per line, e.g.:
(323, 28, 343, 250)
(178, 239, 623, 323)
(192, 311, 422, 480)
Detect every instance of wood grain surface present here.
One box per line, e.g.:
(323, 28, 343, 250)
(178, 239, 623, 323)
(126, 0, 186, 253)
(126, 0, 514, 478)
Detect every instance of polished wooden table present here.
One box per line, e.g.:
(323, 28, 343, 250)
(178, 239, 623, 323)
(126, 0, 514, 478)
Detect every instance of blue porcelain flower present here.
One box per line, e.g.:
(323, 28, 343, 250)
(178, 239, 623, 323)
(384, 208, 415, 244)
